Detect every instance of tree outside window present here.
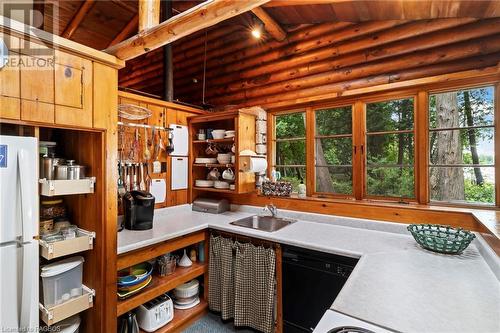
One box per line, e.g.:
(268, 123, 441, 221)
(429, 86, 495, 205)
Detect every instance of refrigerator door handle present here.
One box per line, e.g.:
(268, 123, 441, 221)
(20, 242, 38, 330)
(18, 149, 37, 243)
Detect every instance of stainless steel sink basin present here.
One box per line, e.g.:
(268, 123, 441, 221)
(230, 215, 296, 232)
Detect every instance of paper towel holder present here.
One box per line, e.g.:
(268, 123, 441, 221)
(239, 155, 267, 172)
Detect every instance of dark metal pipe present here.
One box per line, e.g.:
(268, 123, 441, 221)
(161, 0, 173, 102)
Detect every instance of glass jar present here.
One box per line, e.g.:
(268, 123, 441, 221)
(40, 199, 67, 220)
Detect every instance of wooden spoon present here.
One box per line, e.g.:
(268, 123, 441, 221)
(143, 126, 151, 161)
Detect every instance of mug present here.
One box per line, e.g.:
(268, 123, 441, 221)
(222, 168, 235, 181)
(198, 133, 206, 140)
(231, 143, 236, 154)
(205, 143, 218, 155)
(207, 168, 220, 180)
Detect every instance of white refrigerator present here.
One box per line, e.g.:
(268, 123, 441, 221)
(0, 135, 39, 331)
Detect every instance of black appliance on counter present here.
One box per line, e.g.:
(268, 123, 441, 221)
(122, 190, 155, 230)
(283, 245, 358, 333)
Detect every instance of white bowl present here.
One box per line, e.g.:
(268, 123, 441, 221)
(211, 130, 226, 139)
(174, 280, 199, 298)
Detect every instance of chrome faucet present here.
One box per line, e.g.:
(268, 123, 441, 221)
(266, 204, 278, 217)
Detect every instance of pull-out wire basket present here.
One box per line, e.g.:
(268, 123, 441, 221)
(407, 224, 475, 254)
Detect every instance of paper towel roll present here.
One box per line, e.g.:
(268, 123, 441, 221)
(249, 157, 268, 173)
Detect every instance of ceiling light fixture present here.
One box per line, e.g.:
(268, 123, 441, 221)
(250, 18, 263, 39)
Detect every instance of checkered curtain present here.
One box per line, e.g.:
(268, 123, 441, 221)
(208, 235, 277, 333)
(208, 235, 235, 320)
(234, 241, 276, 333)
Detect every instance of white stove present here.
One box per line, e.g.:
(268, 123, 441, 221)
(313, 310, 394, 333)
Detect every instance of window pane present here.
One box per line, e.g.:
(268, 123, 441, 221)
(276, 167, 306, 192)
(429, 86, 495, 205)
(429, 128, 494, 165)
(316, 137, 352, 166)
(276, 112, 306, 139)
(315, 106, 352, 135)
(316, 166, 352, 195)
(276, 140, 306, 165)
(367, 167, 414, 198)
(366, 98, 414, 132)
(430, 167, 495, 205)
(367, 133, 414, 167)
(429, 87, 494, 129)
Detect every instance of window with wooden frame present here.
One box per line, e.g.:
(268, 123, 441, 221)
(314, 106, 353, 196)
(429, 86, 496, 206)
(365, 98, 416, 199)
(273, 111, 306, 192)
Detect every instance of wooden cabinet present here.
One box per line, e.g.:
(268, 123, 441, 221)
(0, 31, 117, 129)
(54, 51, 93, 127)
(189, 110, 256, 197)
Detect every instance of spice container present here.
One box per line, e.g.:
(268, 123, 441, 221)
(40, 199, 67, 220)
(39, 219, 54, 235)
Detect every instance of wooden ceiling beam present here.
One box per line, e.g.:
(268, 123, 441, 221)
(61, 0, 95, 39)
(251, 6, 286, 41)
(104, 0, 270, 61)
(108, 14, 138, 48)
(138, 0, 160, 32)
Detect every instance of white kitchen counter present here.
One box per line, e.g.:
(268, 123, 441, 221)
(117, 204, 500, 333)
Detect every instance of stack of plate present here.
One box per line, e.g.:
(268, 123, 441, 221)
(117, 262, 153, 299)
(195, 180, 214, 188)
(195, 157, 217, 164)
(214, 180, 230, 189)
(224, 130, 235, 138)
(172, 280, 200, 309)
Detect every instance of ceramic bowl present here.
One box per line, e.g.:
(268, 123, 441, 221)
(212, 130, 226, 139)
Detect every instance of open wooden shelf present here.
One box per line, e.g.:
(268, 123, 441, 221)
(193, 138, 234, 144)
(140, 299, 208, 333)
(193, 163, 234, 168)
(117, 262, 207, 316)
(193, 187, 235, 193)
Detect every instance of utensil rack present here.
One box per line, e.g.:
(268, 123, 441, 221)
(118, 121, 172, 131)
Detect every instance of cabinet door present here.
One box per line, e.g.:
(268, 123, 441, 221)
(21, 100, 54, 124)
(54, 51, 92, 128)
(171, 157, 188, 190)
(0, 96, 21, 120)
(0, 34, 20, 99)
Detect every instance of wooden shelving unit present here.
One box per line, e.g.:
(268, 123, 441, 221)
(117, 262, 208, 316)
(139, 299, 209, 333)
(189, 110, 256, 200)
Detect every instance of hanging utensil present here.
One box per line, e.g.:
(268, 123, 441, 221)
(132, 164, 139, 191)
(143, 126, 151, 161)
(139, 163, 146, 191)
(153, 130, 161, 174)
(144, 162, 152, 192)
(117, 161, 126, 198)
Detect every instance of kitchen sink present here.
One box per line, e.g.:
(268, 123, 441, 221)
(230, 215, 296, 232)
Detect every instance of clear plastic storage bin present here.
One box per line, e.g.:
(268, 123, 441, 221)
(40, 256, 84, 307)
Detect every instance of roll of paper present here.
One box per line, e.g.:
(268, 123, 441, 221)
(249, 157, 268, 173)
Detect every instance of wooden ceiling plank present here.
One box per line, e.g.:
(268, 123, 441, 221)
(138, 0, 160, 32)
(104, 0, 270, 61)
(251, 7, 287, 41)
(108, 14, 138, 47)
(61, 0, 95, 39)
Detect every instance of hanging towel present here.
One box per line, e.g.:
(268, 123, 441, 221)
(208, 235, 235, 320)
(234, 242, 276, 333)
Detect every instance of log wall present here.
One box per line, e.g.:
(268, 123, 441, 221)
(119, 18, 500, 109)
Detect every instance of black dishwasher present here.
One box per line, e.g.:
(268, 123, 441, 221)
(282, 246, 358, 333)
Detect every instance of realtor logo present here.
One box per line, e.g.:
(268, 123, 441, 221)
(0, 145, 7, 168)
(1, 1, 57, 56)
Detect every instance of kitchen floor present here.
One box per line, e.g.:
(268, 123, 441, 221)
(183, 312, 256, 333)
